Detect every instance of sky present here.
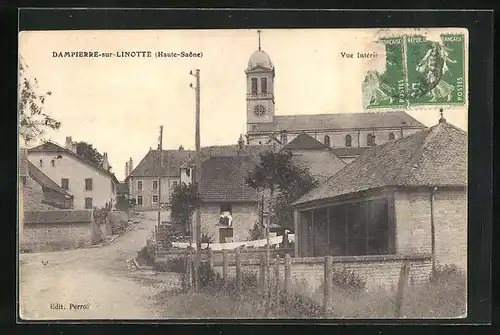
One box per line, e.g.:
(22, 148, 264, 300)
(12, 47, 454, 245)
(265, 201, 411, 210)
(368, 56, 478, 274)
(19, 28, 468, 181)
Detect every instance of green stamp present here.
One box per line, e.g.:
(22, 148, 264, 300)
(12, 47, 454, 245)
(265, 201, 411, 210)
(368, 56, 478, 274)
(363, 37, 407, 109)
(363, 32, 466, 109)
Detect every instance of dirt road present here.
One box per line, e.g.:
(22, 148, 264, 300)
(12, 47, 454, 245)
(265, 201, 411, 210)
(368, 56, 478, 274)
(19, 211, 179, 320)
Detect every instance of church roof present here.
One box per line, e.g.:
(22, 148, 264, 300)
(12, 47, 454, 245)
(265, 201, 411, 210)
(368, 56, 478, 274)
(248, 111, 427, 134)
(293, 121, 467, 207)
(281, 133, 328, 151)
(248, 50, 273, 69)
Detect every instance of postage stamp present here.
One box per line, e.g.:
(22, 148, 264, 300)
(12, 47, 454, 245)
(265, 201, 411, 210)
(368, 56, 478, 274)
(364, 29, 467, 109)
(18, 26, 468, 321)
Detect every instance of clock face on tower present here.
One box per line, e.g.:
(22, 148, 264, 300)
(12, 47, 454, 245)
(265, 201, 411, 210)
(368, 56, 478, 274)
(254, 104, 266, 116)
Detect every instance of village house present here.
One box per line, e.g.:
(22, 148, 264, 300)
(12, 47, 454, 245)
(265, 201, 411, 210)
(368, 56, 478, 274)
(280, 132, 347, 183)
(244, 32, 428, 164)
(180, 138, 274, 243)
(125, 147, 193, 210)
(27, 137, 119, 210)
(291, 118, 467, 288)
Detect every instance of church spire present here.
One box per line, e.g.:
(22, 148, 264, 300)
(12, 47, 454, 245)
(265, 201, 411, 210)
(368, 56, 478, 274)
(257, 30, 261, 50)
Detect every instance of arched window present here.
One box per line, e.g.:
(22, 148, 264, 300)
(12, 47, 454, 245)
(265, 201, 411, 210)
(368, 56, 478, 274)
(367, 134, 374, 146)
(389, 133, 395, 141)
(280, 131, 288, 145)
(324, 135, 331, 147)
(345, 134, 352, 147)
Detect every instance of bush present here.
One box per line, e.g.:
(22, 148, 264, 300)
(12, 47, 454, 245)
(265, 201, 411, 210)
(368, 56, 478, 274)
(279, 291, 324, 318)
(331, 266, 366, 294)
(136, 245, 155, 266)
(248, 221, 264, 241)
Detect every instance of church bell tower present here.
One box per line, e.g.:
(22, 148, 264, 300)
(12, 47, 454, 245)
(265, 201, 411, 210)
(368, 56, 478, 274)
(246, 30, 275, 134)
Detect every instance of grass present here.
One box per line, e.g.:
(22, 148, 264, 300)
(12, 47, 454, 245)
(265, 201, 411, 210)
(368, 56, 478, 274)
(154, 264, 467, 319)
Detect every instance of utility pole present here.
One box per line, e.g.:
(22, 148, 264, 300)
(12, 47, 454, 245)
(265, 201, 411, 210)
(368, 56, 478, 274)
(190, 69, 201, 292)
(157, 125, 163, 230)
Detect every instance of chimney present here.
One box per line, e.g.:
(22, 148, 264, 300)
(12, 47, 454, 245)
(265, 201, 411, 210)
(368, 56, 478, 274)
(65, 136, 72, 150)
(179, 145, 184, 151)
(125, 162, 129, 178)
(102, 152, 109, 171)
(128, 157, 133, 175)
(439, 108, 447, 123)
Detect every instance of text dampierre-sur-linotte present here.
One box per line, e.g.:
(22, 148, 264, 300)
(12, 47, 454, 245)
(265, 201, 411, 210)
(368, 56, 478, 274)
(52, 50, 203, 58)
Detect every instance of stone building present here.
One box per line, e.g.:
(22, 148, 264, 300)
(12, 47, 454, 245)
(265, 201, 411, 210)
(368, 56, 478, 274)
(291, 119, 467, 285)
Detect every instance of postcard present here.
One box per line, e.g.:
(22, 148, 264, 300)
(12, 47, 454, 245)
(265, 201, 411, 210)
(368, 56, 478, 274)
(18, 27, 468, 320)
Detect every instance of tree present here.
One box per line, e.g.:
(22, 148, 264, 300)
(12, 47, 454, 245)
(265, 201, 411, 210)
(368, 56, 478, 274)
(168, 182, 201, 235)
(245, 150, 317, 309)
(76, 141, 104, 166)
(19, 57, 61, 145)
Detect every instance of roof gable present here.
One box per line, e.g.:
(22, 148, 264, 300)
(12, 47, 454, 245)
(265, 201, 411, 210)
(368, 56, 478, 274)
(28, 141, 119, 184)
(199, 155, 260, 203)
(293, 122, 467, 206)
(281, 133, 327, 151)
(249, 111, 427, 133)
(129, 149, 194, 178)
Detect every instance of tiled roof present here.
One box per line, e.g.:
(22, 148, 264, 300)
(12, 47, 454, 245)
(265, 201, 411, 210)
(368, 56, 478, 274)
(27, 161, 72, 196)
(181, 144, 274, 169)
(330, 147, 369, 157)
(199, 155, 260, 203)
(248, 111, 427, 134)
(19, 148, 28, 177)
(24, 210, 93, 224)
(281, 133, 328, 151)
(293, 122, 467, 206)
(28, 141, 119, 184)
(128, 149, 194, 178)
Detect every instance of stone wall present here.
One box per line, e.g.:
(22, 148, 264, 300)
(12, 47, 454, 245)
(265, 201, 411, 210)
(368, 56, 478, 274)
(20, 222, 94, 252)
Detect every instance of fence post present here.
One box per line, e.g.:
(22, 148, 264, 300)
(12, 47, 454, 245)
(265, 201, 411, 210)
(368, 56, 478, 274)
(259, 253, 266, 291)
(235, 249, 242, 294)
(208, 248, 214, 272)
(223, 249, 229, 285)
(274, 255, 280, 315)
(284, 253, 291, 296)
(394, 260, 410, 318)
(323, 255, 332, 315)
(186, 250, 193, 291)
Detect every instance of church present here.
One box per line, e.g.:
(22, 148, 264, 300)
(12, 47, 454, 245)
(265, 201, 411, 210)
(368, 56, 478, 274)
(244, 31, 427, 163)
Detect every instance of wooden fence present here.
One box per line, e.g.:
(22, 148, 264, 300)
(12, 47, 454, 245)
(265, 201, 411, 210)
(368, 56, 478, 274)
(156, 248, 414, 317)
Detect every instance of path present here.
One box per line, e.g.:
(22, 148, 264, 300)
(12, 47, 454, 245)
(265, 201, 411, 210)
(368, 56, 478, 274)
(19, 211, 178, 320)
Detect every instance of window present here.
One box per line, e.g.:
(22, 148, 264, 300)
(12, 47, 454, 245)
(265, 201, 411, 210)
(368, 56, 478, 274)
(280, 131, 288, 145)
(345, 134, 352, 147)
(137, 196, 143, 206)
(219, 204, 233, 227)
(324, 135, 331, 147)
(152, 195, 158, 203)
(39, 159, 43, 167)
(219, 227, 234, 243)
(367, 134, 375, 146)
(389, 133, 395, 141)
(261, 77, 268, 94)
(61, 178, 69, 190)
(153, 180, 158, 190)
(85, 178, 93, 191)
(84, 197, 93, 209)
(172, 181, 178, 189)
(251, 78, 258, 95)
(137, 181, 143, 191)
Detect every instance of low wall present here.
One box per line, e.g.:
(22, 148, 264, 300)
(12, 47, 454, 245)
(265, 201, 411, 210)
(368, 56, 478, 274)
(211, 253, 432, 295)
(20, 222, 94, 252)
